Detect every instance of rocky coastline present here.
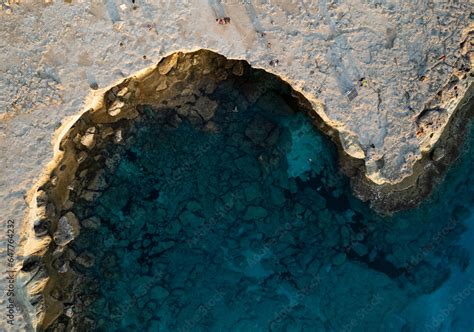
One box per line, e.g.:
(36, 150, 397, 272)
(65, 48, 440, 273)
(15, 47, 473, 331)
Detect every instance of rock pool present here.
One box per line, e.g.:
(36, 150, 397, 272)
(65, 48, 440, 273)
(58, 71, 474, 332)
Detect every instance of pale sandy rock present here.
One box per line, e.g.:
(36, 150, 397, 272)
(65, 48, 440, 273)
(156, 80, 168, 92)
(107, 100, 124, 116)
(158, 53, 179, 75)
(114, 128, 123, 143)
(116, 87, 129, 97)
(80, 127, 96, 149)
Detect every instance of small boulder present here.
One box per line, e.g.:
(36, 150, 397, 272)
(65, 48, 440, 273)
(352, 243, 369, 256)
(76, 151, 88, 164)
(114, 129, 123, 143)
(156, 80, 168, 92)
(243, 206, 268, 220)
(179, 210, 204, 227)
(243, 183, 262, 203)
(80, 127, 96, 150)
(76, 252, 95, 268)
(245, 116, 277, 146)
(186, 201, 202, 212)
(195, 96, 218, 121)
(57, 261, 70, 274)
(116, 87, 129, 97)
(87, 170, 108, 191)
(158, 53, 179, 75)
(107, 100, 124, 116)
(81, 216, 101, 229)
(150, 286, 170, 300)
(165, 221, 182, 235)
(432, 147, 445, 161)
(101, 127, 114, 139)
(270, 187, 286, 205)
(53, 212, 80, 246)
(332, 252, 347, 266)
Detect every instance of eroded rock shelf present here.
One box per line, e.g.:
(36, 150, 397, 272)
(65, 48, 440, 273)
(15, 49, 474, 331)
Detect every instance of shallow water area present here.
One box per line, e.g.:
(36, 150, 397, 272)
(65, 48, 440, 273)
(67, 76, 474, 332)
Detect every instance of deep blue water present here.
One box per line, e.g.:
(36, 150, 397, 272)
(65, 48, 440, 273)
(71, 82, 473, 332)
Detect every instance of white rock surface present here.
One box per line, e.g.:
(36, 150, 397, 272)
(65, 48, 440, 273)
(0, 1, 471, 330)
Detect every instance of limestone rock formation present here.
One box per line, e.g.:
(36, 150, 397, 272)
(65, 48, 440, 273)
(9, 45, 473, 331)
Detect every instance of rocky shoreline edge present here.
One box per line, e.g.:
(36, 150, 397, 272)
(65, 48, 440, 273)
(346, 27, 473, 213)
(14, 45, 472, 331)
(346, 83, 473, 213)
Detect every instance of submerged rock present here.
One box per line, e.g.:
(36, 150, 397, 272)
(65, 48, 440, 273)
(352, 243, 369, 257)
(76, 252, 95, 268)
(179, 210, 204, 227)
(243, 206, 268, 220)
(81, 216, 101, 229)
(195, 96, 218, 121)
(332, 252, 347, 266)
(432, 147, 446, 161)
(150, 286, 170, 300)
(245, 116, 278, 146)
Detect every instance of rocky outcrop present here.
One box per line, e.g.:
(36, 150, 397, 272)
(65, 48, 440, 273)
(53, 213, 80, 247)
(16, 50, 321, 331)
(15, 47, 473, 331)
(344, 28, 474, 212)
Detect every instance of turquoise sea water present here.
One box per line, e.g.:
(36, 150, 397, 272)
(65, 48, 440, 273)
(70, 80, 473, 331)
